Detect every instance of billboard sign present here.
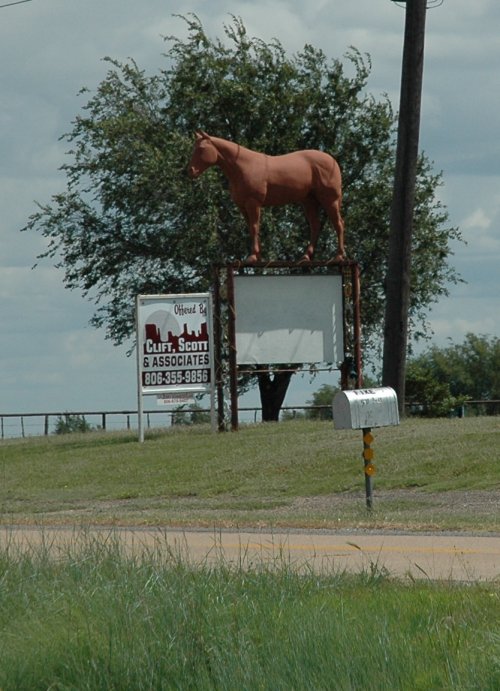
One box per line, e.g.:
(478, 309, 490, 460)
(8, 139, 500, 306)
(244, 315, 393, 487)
(137, 293, 214, 395)
(233, 275, 344, 365)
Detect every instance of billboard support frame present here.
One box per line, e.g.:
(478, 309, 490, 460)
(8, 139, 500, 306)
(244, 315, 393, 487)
(213, 260, 362, 430)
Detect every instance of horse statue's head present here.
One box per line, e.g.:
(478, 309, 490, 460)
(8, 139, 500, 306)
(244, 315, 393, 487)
(188, 131, 219, 179)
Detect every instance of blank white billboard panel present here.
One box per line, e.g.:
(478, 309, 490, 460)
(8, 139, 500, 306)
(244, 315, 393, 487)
(234, 275, 344, 365)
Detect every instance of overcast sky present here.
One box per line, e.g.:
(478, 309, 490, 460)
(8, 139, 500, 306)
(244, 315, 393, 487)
(1, 0, 499, 425)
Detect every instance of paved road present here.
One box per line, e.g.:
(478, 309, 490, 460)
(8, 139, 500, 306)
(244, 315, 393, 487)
(2, 526, 500, 581)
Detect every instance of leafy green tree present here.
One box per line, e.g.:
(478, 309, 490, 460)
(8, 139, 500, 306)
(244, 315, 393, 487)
(54, 414, 94, 434)
(405, 333, 500, 416)
(442, 333, 500, 404)
(171, 404, 211, 426)
(404, 360, 466, 417)
(24, 15, 461, 418)
(306, 384, 338, 420)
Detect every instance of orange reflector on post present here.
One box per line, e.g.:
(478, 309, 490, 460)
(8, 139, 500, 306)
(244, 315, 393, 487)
(363, 447, 374, 461)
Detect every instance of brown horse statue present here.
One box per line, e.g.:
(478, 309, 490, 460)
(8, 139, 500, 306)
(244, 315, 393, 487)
(188, 131, 345, 263)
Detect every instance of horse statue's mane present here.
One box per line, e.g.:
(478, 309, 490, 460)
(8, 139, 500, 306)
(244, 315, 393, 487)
(188, 131, 345, 263)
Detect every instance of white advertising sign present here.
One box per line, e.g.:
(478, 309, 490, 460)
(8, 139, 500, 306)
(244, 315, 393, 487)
(233, 275, 344, 365)
(137, 293, 213, 395)
(136, 293, 215, 440)
(157, 393, 195, 406)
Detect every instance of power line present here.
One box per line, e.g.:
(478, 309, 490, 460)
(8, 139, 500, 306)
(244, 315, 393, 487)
(0, 0, 33, 8)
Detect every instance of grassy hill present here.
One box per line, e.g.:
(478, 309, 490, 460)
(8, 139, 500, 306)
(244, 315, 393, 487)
(1, 416, 499, 531)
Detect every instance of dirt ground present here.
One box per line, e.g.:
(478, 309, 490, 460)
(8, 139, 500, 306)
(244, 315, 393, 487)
(282, 489, 500, 524)
(25, 488, 498, 532)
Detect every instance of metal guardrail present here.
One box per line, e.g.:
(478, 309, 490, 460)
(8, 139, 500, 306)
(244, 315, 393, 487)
(1, 400, 499, 439)
(0, 406, 324, 439)
(0, 409, 201, 439)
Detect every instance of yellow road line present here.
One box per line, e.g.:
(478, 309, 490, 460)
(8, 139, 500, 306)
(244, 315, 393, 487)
(220, 541, 500, 557)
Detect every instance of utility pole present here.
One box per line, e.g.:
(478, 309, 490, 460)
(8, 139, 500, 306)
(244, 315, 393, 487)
(382, 0, 428, 414)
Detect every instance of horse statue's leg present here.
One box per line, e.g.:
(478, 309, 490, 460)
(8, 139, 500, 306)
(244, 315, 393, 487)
(328, 199, 346, 261)
(241, 202, 262, 264)
(319, 193, 346, 262)
(302, 197, 321, 261)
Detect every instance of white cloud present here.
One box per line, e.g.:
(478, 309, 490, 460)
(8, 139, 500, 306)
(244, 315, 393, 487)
(1, 0, 500, 417)
(427, 311, 499, 348)
(462, 208, 492, 231)
(457, 203, 500, 257)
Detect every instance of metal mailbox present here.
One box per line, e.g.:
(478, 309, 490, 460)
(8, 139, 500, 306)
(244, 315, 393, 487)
(332, 387, 399, 430)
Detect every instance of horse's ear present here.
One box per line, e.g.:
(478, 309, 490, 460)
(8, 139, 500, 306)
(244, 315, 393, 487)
(195, 130, 211, 142)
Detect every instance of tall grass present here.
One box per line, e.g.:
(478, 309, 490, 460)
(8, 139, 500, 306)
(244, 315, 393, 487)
(0, 533, 499, 690)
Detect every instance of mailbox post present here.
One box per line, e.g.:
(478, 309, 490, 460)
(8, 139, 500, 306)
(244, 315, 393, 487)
(332, 388, 399, 509)
(362, 428, 375, 509)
